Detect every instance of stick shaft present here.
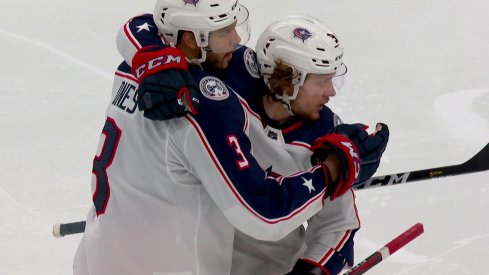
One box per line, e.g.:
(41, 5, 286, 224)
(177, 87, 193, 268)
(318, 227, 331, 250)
(354, 142, 489, 190)
(53, 221, 86, 238)
(342, 223, 424, 275)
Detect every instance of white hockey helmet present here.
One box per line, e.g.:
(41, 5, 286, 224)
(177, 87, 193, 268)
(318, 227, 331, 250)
(153, 0, 250, 61)
(256, 15, 345, 107)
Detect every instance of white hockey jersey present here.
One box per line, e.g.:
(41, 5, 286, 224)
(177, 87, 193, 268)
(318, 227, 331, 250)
(87, 14, 362, 275)
(231, 94, 360, 275)
(73, 61, 336, 275)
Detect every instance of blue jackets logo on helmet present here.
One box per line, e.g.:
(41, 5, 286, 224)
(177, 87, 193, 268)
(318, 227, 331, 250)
(183, 0, 199, 6)
(293, 28, 312, 42)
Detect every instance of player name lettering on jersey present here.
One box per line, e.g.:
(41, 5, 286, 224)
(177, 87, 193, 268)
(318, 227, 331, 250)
(112, 81, 137, 114)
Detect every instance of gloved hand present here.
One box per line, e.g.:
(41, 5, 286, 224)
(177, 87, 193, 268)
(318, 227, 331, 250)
(310, 133, 361, 200)
(332, 123, 389, 184)
(285, 259, 327, 275)
(132, 46, 200, 120)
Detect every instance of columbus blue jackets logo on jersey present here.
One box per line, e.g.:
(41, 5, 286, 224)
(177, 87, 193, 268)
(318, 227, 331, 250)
(293, 28, 312, 42)
(199, 76, 229, 100)
(244, 48, 261, 79)
(183, 0, 199, 6)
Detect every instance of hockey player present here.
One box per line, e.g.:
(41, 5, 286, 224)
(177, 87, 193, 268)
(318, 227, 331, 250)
(113, 3, 389, 275)
(72, 1, 379, 275)
(114, 7, 388, 274)
(253, 16, 378, 275)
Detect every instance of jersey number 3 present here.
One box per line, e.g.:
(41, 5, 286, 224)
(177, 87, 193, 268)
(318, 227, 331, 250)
(227, 135, 250, 170)
(92, 117, 121, 216)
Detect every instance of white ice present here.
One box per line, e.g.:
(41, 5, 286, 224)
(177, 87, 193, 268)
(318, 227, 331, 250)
(1, 0, 488, 274)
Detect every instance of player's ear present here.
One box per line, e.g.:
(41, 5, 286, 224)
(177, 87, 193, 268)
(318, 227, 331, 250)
(181, 32, 199, 50)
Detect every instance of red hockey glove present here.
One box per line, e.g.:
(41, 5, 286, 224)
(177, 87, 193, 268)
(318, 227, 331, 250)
(310, 134, 361, 201)
(132, 46, 199, 120)
(332, 123, 389, 185)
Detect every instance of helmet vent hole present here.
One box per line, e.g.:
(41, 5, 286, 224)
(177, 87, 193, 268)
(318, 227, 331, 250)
(316, 48, 325, 52)
(210, 4, 219, 7)
(210, 14, 229, 22)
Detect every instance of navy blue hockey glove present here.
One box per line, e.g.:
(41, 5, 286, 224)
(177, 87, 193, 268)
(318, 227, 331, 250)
(137, 69, 200, 120)
(333, 123, 389, 184)
(285, 259, 328, 275)
(132, 46, 200, 120)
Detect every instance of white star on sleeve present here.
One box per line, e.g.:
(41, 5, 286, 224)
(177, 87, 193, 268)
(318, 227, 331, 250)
(302, 177, 315, 193)
(136, 22, 153, 33)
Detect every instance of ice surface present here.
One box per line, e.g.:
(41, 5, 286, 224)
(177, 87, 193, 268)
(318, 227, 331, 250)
(1, 0, 488, 274)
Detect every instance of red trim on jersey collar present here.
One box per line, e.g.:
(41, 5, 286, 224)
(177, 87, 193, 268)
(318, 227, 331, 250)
(282, 120, 305, 134)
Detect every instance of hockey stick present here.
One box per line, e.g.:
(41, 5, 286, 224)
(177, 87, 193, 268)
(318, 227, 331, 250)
(342, 223, 424, 275)
(52, 221, 86, 238)
(353, 142, 489, 190)
(53, 143, 487, 237)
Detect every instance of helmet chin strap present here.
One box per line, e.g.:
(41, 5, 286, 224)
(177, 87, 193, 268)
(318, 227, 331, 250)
(280, 94, 295, 116)
(278, 84, 300, 117)
(186, 31, 211, 66)
(186, 47, 208, 66)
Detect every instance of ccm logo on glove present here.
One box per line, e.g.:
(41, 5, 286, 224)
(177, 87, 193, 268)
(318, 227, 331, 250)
(134, 55, 183, 79)
(340, 141, 360, 178)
